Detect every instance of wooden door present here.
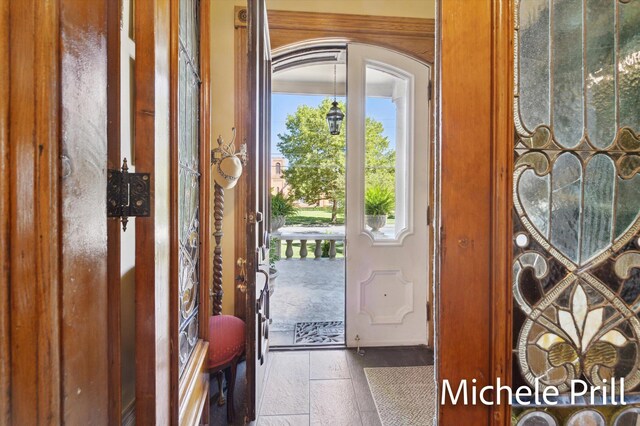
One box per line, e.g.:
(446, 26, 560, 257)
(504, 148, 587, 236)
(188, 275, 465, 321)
(345, 43, 431, 347)
(437, 0, 512, 425)
(2, 0, 111, 423)
(244, 0, 272, 421)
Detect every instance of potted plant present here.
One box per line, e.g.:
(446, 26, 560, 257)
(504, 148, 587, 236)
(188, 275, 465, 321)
(365, 185, 394, 232)
(270, 191, 297, 232)
(269, 236, 280, 296)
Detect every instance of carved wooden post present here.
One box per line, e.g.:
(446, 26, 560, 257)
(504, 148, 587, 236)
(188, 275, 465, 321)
(212, 182, 224, 315)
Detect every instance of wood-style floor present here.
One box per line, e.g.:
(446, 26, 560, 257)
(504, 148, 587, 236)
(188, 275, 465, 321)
(210, 346, 434, 425)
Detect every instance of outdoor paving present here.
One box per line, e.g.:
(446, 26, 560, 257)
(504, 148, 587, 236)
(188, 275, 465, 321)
(269, 257, 345, 346)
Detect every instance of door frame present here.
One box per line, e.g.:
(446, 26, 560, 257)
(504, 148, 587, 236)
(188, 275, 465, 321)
(233, 7, 436, 348)
(105, 0, 212, 423)
(436, 0, 512, 424)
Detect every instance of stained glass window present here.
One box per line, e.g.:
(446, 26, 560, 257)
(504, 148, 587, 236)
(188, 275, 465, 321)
(178, 0, 201, 378)
(513, 0, 640, 421)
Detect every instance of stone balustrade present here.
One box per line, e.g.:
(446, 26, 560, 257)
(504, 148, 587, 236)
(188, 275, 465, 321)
(273, 232, 345, 259)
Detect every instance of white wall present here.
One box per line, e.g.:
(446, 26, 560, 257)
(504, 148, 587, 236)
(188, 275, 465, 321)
(210, 0, 436, 315)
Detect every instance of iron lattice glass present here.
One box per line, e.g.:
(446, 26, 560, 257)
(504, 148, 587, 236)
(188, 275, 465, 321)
(178, 0, 201, 378)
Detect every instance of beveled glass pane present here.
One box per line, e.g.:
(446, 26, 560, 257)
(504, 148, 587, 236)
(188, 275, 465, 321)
(518, 169, 551, 239)
(615, 173, 640, 237)
(614, 408, 640, 426)
(581, 155, 615, 263)
(178, 0, 201, 378)
(566, 410, 605, 426)
(586, 0, 615, 149)
(517, 410, 557, 426)
(619, 3, 640, 131)
(552, 0, 584, 148)
(519, 0, 550, 132)
(550, 153, 582, 263)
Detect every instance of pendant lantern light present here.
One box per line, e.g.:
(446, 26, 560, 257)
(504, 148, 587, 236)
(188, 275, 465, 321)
(326, 64, 344, 135)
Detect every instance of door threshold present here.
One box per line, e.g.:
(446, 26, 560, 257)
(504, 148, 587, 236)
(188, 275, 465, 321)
(270, 344, 346, 351)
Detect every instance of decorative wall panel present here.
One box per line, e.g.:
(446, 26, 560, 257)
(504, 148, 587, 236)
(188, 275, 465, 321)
(178, 0, 201, 378)
(513, 0, 640, 420)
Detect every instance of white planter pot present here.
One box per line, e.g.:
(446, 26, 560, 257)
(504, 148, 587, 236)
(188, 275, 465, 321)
(269, 268, 278, 296)
(366, 215, 387, 232)
(271, 215, 286, 232)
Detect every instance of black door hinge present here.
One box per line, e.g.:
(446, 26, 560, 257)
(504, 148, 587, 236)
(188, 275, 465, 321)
(428, 80, 433, 101)
(107, 158, 151, 231)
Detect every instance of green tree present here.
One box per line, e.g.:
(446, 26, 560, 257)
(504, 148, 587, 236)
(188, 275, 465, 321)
(277, 98, 395, 223)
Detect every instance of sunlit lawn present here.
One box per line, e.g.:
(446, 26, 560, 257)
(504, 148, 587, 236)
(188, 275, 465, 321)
(285, 207, 345, 226)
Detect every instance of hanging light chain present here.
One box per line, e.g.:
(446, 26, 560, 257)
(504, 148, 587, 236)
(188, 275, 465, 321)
(333, 63, 337, 102)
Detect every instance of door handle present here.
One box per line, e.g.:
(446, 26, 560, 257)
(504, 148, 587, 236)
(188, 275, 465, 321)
(236, 257, 247, 293)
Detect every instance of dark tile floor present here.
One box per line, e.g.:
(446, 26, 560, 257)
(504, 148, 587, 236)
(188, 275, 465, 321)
(210, 346, 434, 426)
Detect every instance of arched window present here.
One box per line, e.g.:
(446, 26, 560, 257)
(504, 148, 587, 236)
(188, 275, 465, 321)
(275, 162, 281, 175)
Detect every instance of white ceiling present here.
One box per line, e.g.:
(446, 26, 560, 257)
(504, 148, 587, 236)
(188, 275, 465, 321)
(272, 62, 400, 98)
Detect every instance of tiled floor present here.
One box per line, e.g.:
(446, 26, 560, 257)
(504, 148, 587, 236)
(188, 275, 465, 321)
(211, 347, 434, 426)
(257, 347, 433, 426)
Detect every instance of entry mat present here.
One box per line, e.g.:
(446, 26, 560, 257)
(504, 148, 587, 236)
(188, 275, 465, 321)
(365, 366, 436, 426)
(293, 321, 344, 345)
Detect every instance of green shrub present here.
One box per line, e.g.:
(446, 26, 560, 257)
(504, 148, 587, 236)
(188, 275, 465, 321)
(269, 236, 281, 268)
(365, 186, 394, 216)
(321, 240, 330, 258)
(271, 191, 297, 218)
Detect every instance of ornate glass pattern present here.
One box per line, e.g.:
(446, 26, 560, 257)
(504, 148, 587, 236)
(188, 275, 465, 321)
(178, 0, 201, 378)
(513, 0, 640, 418)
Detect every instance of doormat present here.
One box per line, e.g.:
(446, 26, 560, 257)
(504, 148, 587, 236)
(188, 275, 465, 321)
(365, 366, 436, 426)
(293, 321, 344, 344)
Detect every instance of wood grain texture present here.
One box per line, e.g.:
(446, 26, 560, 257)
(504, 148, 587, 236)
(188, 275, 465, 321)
(59, 0, 110, 422)
(170, 0, 180, 422)
(107, 0, 123, 423)
(236, 7, 435, 64)
(438, 0, 493, 424)
(0, 0, 10, 422)
(268, 9, 434, 64)
(178, 341, 210, 426)
(8, 0, 62, 423)
(135, 0, 172, 424)
(213, 183, 225, 315)
(198, 2, 211, 423)
(490, 1, 514, 424)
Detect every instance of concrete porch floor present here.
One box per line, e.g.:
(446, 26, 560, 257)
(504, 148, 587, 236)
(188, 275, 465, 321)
(270, 258, 345, 346)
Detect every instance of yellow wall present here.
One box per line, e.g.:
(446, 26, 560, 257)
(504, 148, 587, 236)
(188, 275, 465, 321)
(210, 0, 436, 315)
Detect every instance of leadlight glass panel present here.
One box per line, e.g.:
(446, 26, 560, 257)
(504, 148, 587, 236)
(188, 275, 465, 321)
(178, 0, 201, 378)
(513, 0, 640, 420)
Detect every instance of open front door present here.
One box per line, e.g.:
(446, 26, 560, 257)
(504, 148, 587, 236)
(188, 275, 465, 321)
(345, 44, 431, 347)
(245, 0, 272, 421)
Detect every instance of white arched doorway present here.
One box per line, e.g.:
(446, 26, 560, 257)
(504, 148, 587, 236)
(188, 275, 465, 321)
(269, 40, 432, 348)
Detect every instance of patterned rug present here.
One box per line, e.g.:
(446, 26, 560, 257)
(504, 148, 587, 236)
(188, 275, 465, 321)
(293, 321, 344, 345)
(365, 366, 436, 426)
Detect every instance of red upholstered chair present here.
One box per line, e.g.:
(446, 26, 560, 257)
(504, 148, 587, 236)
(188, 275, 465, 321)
(208, 315, 246, 423)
